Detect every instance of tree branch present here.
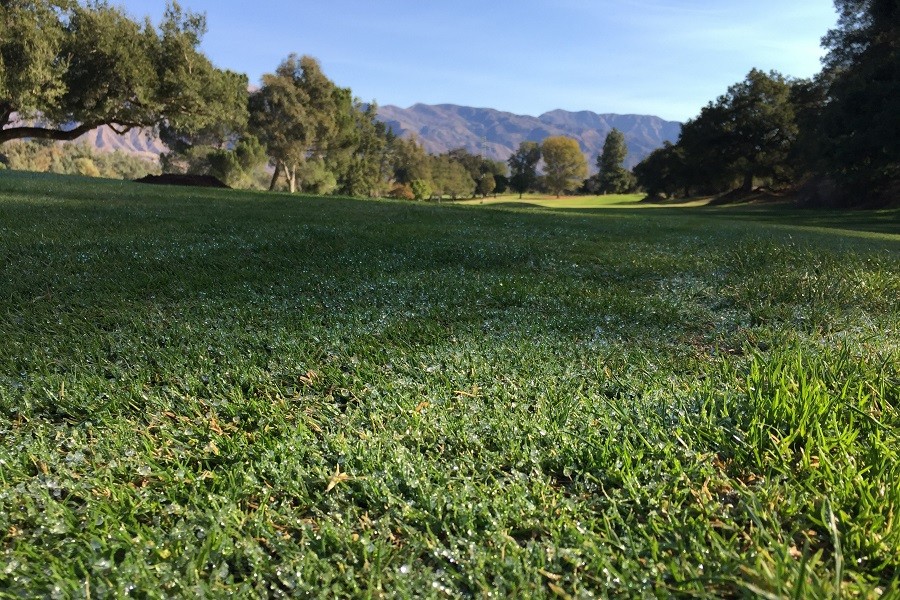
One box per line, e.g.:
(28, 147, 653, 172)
(0, 103, 13, 129)
(0, 122, 101, 145)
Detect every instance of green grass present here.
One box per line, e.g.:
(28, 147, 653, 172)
(0, 170, 898, 598)
(458, 193, 654, 209)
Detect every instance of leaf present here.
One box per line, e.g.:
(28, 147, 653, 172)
(548, 582, 572, 599)
(538, 568, 562, 581)
(326, 465, 350, 493)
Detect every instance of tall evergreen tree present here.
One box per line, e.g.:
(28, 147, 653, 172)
(596, 128, 635, 194)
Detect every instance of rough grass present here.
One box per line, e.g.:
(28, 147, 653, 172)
(0, 171, 898, 598)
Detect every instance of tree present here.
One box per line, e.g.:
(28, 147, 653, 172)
(207, 136, 269, 188)
(508, 141, 541, 198)
(0, 1, 247, 148)
(676, 69, 798, 194)
(596, 128, 636, 194)
(431, 155, 475, 200)
(493, 174, 509, 195)
(633, 142, 688, 198)
(814, 0, 899, 203)
(249, 54, 352, 193)
(476, 173, 496, 197)
(410, 179, 432, 201)
(541, 136, 588, 197)
(334, 102, 394, 198)
(390, 135, 431, 185)
(446, 148, 505, 198)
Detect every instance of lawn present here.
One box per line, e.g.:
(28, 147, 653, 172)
(457, 193, 711, 209)
(0, 171, 898, 598)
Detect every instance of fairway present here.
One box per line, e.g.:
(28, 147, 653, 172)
(1, 172, 898, 597)
(458, 193, 656, 209)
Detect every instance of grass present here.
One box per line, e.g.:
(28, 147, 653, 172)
(0, 170, 898, 598)
(457, 193, 650, 209)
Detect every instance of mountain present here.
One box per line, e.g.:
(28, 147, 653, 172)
(376, 104, 682, 170)
(75, 125, 167, 161)
(22, 104, 681, 170)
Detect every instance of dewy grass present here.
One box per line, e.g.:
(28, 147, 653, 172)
(0, 170, 898, 597)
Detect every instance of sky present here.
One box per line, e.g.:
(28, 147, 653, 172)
(115, 0, 838, 123)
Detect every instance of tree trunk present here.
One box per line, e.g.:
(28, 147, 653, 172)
(742, 172, 754, 193)
(269, 165, 281, 191)
(286, 164, 297, 194)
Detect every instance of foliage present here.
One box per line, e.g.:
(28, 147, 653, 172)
(633, 142, 688, 197)
(1, 140, 159, 180)
(684, 69, 798, 193)
(632, 1, 898, 206)
(249, 54, 349, 193)
(333, 103, 394, 198)
(390, 135, 432, 186)
(507, 141, 541, 198)
(0, 1, 248, 146)
(595, 128, 636, 194)
(430, 154, 476, 199)
(541, 136, 588, 197)
(388, 182, 415, 200)
(493, 174, 509, 195)
(0, 172, 898, 596)
(476, 173, 496, 197)
(248, 55, 391, 197)
(207, 136, 270, 189)
(410, 179, 432, 201)
(814, 0, 899, 204)
(161, 136, 269, 189)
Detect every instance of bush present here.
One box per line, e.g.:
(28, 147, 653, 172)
(388, 183, 415, 200)
(410, 179, 432, 201)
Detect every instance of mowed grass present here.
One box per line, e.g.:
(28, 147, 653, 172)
(458, 193, 652, 209)
(0, 171, 898, 598)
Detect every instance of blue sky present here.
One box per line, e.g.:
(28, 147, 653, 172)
(117, 0, 838, 122)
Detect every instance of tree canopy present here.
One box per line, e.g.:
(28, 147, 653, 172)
(541, 136, 588, 197)
(595, 128, 635, 194)
(815, 0, 899, 201)
(508, 141, 541, 198)
(634, 1, 898, 206)
(0, 1, 248, 146)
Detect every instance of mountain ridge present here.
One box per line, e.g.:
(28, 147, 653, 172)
(377, 104, 682, 170)
(13, 104, 682, 171)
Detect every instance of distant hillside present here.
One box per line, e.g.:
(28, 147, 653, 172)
(377, 104, 682, 170)
(17, 104, 680, 170)
(76, 126, 166, 161)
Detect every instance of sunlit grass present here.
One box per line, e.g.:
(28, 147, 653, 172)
(458, 192, 653, 209)
(0, 171, 898, 597)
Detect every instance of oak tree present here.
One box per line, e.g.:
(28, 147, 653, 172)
(0, 1, 247, 147)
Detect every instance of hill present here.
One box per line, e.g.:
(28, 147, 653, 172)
(377, 104, 681, 169)
(37, 104, 680, 171)
(76, 125, 166, 161)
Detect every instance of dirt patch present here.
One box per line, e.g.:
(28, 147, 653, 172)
(134, 174, 230, 189)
